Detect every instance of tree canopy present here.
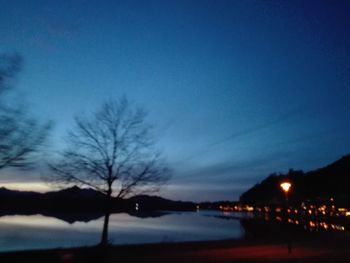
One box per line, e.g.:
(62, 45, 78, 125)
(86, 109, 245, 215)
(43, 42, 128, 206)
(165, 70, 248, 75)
(49, 97, 170, 199)
(0, 53, 51, 170)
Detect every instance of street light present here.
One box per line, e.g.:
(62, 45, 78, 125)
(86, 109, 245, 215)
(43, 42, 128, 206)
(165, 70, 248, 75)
(280, 181, 291, 201)
(280, 181, 292, 254)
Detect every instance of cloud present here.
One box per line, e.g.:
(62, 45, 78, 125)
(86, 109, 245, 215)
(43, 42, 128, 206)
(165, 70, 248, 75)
(29, 14, 80, 52)
(161, 183, 247, 202)
(174, 150, 291, 183)
(0, 168, 41, 183)
(175, 107, 308, 163)
(0, 181, 51, 192)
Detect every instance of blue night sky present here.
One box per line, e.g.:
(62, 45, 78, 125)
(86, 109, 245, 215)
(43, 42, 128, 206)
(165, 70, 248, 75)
(0, 0, 350, 201)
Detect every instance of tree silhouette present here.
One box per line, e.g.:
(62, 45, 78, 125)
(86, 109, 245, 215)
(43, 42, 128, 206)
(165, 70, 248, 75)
(49, 97, 170, 245)
(0, 53, 51, 169)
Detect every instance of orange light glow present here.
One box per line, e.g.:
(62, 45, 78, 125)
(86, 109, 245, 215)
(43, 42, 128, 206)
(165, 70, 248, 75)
(280, 182, 291, 193)
(246, 206, 254, 212)
(309, 221, 316, 228)
(275, 207, 282, 213)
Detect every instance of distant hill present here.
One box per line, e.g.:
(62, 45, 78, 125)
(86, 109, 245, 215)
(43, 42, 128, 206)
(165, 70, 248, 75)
(45, 185, 106, 200)
(0, 186, 196, 214)
(240, 154, 350, 207)
(127, 195, 195, 211)
(0, 186, 107, 213)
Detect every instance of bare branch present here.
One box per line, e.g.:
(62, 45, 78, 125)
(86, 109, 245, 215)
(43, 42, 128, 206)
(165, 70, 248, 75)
(49, 97, 170, 199)
(0, 54, 51, 170)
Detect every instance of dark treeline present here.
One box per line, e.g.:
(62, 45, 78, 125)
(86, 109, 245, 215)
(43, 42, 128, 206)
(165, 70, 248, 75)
(240, 154, 350, 207)
(199, 201, 240, 210)
(0, 186, 196, 214)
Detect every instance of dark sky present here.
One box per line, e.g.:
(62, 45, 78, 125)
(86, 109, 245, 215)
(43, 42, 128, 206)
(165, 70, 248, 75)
(1, 0, 350, 201)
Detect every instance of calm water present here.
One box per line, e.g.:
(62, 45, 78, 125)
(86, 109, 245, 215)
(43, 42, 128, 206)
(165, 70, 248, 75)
(0, 211, 245, 252)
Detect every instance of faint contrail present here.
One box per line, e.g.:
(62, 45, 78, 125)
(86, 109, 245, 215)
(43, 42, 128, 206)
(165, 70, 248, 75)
(174, 107, 307, 163)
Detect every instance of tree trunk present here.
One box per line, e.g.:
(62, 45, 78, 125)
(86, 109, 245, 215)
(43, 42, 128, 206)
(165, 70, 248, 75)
(100, 211, 111, 246)
(100, 189, 112, 246)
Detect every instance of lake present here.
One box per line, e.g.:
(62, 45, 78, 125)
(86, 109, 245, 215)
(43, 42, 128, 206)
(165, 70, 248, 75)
(0, 211, 247, 252)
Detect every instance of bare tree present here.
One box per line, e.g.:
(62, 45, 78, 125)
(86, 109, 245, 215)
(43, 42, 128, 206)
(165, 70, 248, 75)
(49, 97, 170, 245)
(0, 54, 51, 170)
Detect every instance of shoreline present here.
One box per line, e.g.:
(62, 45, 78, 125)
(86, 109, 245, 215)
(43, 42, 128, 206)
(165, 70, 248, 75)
(0, 233, 349, 263)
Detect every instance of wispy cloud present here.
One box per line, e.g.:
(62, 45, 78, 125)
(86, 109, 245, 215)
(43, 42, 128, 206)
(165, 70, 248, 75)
(161, 183, 247, 202)
(29, 13, 80, 52)
(174, 150, 291, 183)
(174, 107, 308, 163)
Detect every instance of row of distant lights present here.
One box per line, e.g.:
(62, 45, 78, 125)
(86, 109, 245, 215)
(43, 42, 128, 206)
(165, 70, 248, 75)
(219, 205, 350, 217)
(216, 181, 348, 232)
(274, 216, 345, 232)
(217, 204, 347, 232)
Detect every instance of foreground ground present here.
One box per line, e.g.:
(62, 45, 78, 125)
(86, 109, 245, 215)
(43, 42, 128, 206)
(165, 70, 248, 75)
(0, 231, 349, 263)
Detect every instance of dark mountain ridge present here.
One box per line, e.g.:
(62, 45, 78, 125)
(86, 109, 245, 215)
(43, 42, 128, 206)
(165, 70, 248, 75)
(240, 154, 350, 207)
(0, 186, 196, 213)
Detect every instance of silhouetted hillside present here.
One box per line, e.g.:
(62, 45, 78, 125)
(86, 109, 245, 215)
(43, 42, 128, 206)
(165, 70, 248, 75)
(0, 186, 196, 213)
(127, 195, 195, 211)
(306, 155, 350, 198)
(199, 201, 240, 210)
(45, 185, 106, 199)
(240, 154, 350, 207)
(0, 186, 108, 212)
(0, 187, 41, 198)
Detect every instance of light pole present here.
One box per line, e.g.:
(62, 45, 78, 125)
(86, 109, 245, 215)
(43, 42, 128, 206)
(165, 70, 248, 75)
(280, 181, 292, 254)
(280, 181, 292, 216)
(280, 182, 291, 201)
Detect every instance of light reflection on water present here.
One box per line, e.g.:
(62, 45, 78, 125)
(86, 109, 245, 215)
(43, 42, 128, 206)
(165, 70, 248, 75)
(0, 211, 244, 252)
(0, 215, 73, 228)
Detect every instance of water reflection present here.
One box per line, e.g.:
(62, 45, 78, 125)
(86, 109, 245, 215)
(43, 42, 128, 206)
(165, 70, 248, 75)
(0, 211, 169, 224)
(3, 210, 345, 253)
(0, 211, 244, 252)
(214, 210, 348, 236)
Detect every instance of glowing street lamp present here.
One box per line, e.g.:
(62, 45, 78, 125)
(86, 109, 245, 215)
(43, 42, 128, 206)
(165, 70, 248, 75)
(280, 181, 293, 254)
(280, 181, 291, 201)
